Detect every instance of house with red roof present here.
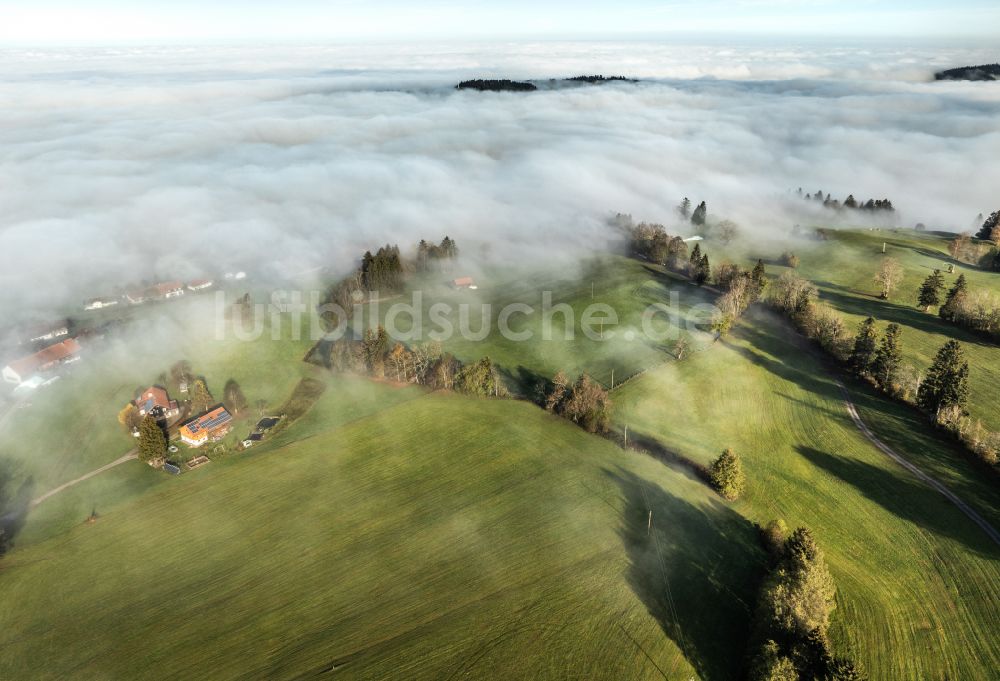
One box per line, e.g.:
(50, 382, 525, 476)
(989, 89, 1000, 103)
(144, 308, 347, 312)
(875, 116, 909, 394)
(2, 338, 82, 385)
(179, 405, 233, 447)
(133, 386, 180, 420)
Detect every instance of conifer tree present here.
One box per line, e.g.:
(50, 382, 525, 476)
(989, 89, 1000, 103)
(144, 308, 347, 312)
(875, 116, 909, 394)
(917, 340, 970, 415)
(677, 197, 691, 219)
(689, 243, 701, 269)
(917, 270, 945, 311)
(137, 415, 167, 463)
(710, 448, 745, 500)
(939, 274, 968, 321)
(975, 210, 999, 240)
(871, 323, 903, 391)
(750, 259, 767, 301)
(696, 254, 710, 285)
(691, 201, 707, 227)
(190, 379, 213, 415)
(848, 317, 878, 377)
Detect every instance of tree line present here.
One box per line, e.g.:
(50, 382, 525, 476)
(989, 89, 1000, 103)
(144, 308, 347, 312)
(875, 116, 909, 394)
(748, 524, 865, 680)
(768, 272, 998, 468)
(321, 236, 459, 325)
(796, 188, 895, 213)
(949, 211, 1000, 271)
(311, 329, 507, 398)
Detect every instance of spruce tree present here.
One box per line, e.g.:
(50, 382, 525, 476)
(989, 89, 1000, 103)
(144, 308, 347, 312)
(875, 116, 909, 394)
(678, 197, 691, 219)
(696, 254, 710, 285)
(917, 270, 945, 311)
(137, 415, 167, 463)
(691, 201, 707, 227)
(848, 318, 878, 377)
(975, 210, 999, 240)
(939, 274, 967, 321)
(689, 243, 701, 269)
(190, 379, 213, 415)
(871, 323, 903, 391)
(917, 340, 970, 415)
(709, 448, 745, 500)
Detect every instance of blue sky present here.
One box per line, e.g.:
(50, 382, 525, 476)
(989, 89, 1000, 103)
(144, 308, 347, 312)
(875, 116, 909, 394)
(2, 0, 999, 44)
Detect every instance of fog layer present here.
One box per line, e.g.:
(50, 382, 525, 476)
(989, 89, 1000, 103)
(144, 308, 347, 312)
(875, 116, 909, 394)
(1, 41, 998, 315)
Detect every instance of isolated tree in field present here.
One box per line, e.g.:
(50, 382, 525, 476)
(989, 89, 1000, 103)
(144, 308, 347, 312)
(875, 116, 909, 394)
(136, 415, 167, 463)
(917, 340, 970, 415)
(917, 269, 945, 311)
(691, 201, 707, 227)
(560, 374, 612, 433)
(190, 378, 213, 415)
(677, 197, 691, 219)
(117, 403, 142, 433)
(848, 317, 878, 377)
(223, 379, 247, 415)
(695, 254, 711, 285)
(762, 519, 789, 558)
(975, 210, 999, 240)
(871, 323, 903, 392)
(938, 274, 968, 321)
(709, 448, 745, 500)
(873, 257, 903, 300)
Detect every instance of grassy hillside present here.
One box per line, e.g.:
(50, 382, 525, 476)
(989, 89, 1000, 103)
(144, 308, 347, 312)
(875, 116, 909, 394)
(0, 295, 314, 547)
(613, 305, 1000, 679)
(353, 256, 717, 391)
(758, 228, 1000, 432)
(0, 389, 764, 681)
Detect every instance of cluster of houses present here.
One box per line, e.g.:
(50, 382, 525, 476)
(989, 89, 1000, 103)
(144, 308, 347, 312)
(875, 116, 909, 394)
(130, 383, 234, 449)
(88, 278, 219, 310)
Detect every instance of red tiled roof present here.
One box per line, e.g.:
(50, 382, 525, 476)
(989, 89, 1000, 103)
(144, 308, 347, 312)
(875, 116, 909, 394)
(453, 277, 475, 287)
(6, 338, 81, 379)
(153, 281, 183, 296)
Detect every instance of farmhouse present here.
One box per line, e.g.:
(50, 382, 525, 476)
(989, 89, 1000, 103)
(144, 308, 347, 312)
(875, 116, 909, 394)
(2, 338, 82, 385)
(24, 320, 70, 344)
(187, 279, 214, 292)
(84, 297, 119, 311)
(153, 282, 185, 299)
(451, 277, 478, 290)
(133, 386, 180, 419)
(179, 405, 233, 447)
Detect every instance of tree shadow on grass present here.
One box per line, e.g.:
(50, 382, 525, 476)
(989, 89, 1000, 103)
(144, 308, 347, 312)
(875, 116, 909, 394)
(605, 466, 765, 681)
(0, 458, 35, 551)
(797, 446, 1000, 559)
(815, 282, 997, 350)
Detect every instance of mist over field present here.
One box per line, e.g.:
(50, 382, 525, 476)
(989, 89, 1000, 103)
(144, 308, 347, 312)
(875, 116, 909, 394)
(1, 40, 999, 317)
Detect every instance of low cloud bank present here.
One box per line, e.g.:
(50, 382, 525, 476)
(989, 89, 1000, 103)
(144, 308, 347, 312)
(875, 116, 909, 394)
(1, 41, 998, 316)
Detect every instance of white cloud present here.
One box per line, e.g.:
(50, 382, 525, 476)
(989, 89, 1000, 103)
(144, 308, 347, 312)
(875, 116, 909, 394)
(0, 41, 998, 316)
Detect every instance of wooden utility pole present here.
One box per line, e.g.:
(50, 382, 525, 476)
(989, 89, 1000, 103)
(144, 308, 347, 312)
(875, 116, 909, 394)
(647, 510, 652, 535)
(882, 242, 887, 253)
(611, 369, 614, 390)
(624, 422, 628, 449)
(591, 282, 595, 300)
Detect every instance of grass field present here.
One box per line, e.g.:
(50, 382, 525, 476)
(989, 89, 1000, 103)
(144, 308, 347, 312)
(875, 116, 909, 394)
(612, 305, 1000, 679)
(0, 293, 314, 547)
(2, 244, 999, 680)
(734, 228, 1000, 433)
(0, 387, 764, 681)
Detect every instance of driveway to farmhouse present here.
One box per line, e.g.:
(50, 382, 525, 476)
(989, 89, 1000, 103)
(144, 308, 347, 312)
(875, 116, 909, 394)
(30, 450, 137, 507)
